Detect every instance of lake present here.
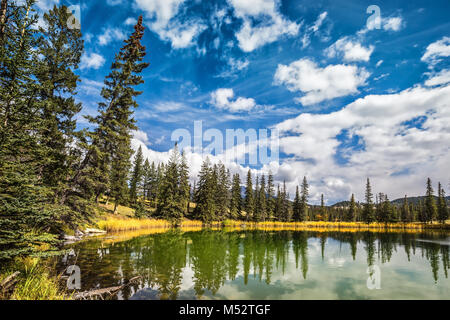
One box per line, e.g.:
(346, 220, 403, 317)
(59, 229, 450, 300)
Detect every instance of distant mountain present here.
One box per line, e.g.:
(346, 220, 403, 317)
(330, 196, 450, 208)
(391, 196, 450, 206)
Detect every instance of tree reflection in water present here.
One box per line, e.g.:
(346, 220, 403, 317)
(58, 230, 450, 300)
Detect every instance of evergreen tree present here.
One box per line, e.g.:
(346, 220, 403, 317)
(230, 173, 242, 220)
(274, 185, 282, 221)
(292, 186, 301, 222)
(142, 159, 151, 202)
(281, 181, 290, 222)
(266, 171, 275, 219)
(157, 145, 184, 224)
(320, 194, 327, 221)
(35, 5, 83, 204)
(299, 177, 309, 222)
(194, 158, 216, 223)
(437, 183, 448, 224)
(0, 0, 62, 260)
(179, 151, 190, 215)
(258, 175, 267, 222)
(215, 163, 230, 220)
(129, 145, 144, 205)
(424, 178, 437, 223)
(348, 194, 357, 222)
(362, 178, 375, 224)
(75, 16, 149, 210)
(244, 170, 254, 221)
(401, 195, 411, 223)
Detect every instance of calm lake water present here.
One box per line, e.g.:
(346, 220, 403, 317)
(59, 229, 450, 300)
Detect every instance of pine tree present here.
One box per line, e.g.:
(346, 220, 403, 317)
(424, 178, 437, 223)
(254, 176, 260, 222)
(35, 5, 83, 204)
(362, 178, 375, 224)
(74, 16, 149, 208)
(274, 185, 282, 221)
(0, 0, 62, 260)
(194, 158, 216, 223)
(401, 195, 410, 223)
(258, 175, 267, 222)
(215, 163, 230, 220)
(142, 159, 151, 202)
(320, 194, 327, 221)
(348, 194, 357, 222)
(300, 177, 309, 222)
(129, 145, 144, 205)
(266, 171, 275, 219)
(157, 145, 184, 224)
(292, 186, 301, 222)
(179, 151, 190, 215)
(281, 181, 290, 222)
(437, 183, 448, 224)
(244, 170, 254, 221)
(230, 173, 242, 220)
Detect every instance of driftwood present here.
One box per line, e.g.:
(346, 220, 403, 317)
(73, 276, 141, 300)
(0, 271, 20, 298)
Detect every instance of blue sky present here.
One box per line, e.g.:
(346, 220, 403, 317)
(35, 0, 450, 204)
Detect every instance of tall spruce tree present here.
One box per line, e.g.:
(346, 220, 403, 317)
(75, 16, 149, 210)
(424, 178, 437, 223)
(0, 0, 63, 260)
(244, 170, 254, 221)
(348, 194, 357, 222)
(401, 195, 411, 223)
(362, 178, 375, 224)
(266, 171, 275, 219)
(300, 177, 309, 221)
(157, 145, 184, 224)
(437, 183, 448, 224)
(35, 5, 83, 204)
(293, 186, 301, 222)
(230, 173, 242, 220)
(179, 151, 191, 215)
(258, 175, 267, 222)
(129, 145, 144, 205)
(194, 158, 216, 223)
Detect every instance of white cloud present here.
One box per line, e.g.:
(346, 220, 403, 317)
(228, 0, 300, 52)
(80, 52, 105, 70)
(35, 0, 59, 11)
(124, 17, 137, 26)
(134, 0, 206, 49)
(106, 0, 123, 5)
(325, 37, 374, 62)
(275, 84, 450, 203)
(216, 57, 250, 78)
(274, 58, 370, 105)
(421, 37, 450, 67)
(361, 16, 404, 34)
(210, 88, 257, 112)
(98, 28, 126, 46)
(383, 17, 403, 31)
(425, 69, 450, 87)
(301, 11, 328, 48)
(376, 60, 383, 68)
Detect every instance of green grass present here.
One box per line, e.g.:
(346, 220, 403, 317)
(0, 257, 70, 300)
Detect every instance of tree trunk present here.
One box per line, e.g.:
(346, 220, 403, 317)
(113, 201, 118, 215)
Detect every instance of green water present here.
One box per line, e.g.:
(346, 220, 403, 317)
(59, 230, 450, 300)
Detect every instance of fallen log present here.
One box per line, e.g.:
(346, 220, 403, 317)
(0, 271, 20, 298)
(73, 276, 141, 300)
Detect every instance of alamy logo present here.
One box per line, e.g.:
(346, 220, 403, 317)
(67, 5, 81, 30)
(366, 5, 381, 30)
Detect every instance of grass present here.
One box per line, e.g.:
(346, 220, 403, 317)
(0, 257, 69, 300)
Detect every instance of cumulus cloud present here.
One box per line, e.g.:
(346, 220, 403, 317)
(134, 0, 206, 49)
(274, 58, 370, 105)
(325, 37, 374, 62)
(361, 16, 404, 35)
(80, 52, 106, 70)
(275, 84, 450, 203)
(228, 0, 300, 52)
(425, 69, 450, 87)
(421, 37, 450, 67)
(210, 88, 257, 112)
(98, 27, 126, 46)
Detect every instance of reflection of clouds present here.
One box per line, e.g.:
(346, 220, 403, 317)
(327, 257, 346, 268)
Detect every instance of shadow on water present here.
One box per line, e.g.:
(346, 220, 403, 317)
(57, 230, 450, 300)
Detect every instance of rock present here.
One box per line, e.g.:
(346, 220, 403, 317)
(84, 228, 107, 234)
(75, 230, 84, 237)
(63, 235, 81, 241)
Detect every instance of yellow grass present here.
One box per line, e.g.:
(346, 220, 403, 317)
(97, 217, 170, 232)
